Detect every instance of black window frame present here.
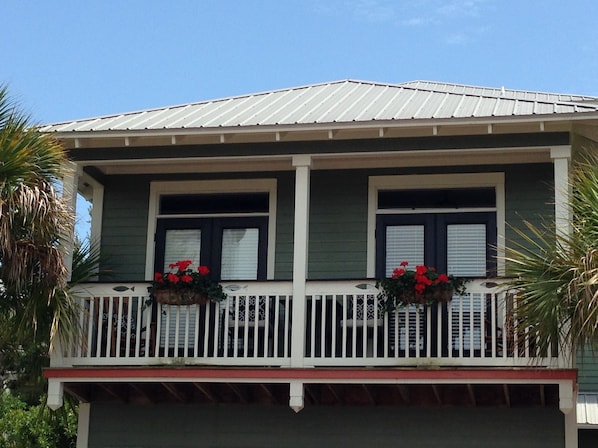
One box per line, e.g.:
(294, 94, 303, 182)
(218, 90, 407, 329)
(155, 216, 269, 281)
(375, 212, 496, 278)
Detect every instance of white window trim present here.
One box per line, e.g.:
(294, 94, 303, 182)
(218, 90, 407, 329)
(367, 173, 505, 277)
(145, 179, 277, 280)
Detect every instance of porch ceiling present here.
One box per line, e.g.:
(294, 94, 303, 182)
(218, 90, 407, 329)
(63, 380, 559, 408)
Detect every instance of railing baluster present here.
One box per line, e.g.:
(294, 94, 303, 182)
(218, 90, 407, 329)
(86, 298, 94, 358)
(61, 280, 561, 368)
(430, 304, 435, 358)
(331, 295, 337, 359)
(284, 295, 294, 357)
(320, 295, 326, 358)
(183, 305, 189, 356)
(114, 297, 123, 358)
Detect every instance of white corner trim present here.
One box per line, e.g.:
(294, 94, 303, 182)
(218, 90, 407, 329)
(76, 403, 90, 448)
(367, 173, 506, 277)
(145, 178, 278, 280)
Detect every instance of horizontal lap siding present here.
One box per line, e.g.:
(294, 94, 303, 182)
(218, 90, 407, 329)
(100, 176, 150, 280)
(274, 174, 295, 279)
(309, 170, 368, 279)
(99, 173, 295, 281)
(97, 165, 554, 281)
(89, 403, 564, 448)
(504, 164, 554, 249)
(578, 350, 598, 391)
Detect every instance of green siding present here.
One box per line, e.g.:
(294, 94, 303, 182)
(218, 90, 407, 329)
(99, 172, 296, 281)
(100, 176, 150, 280)
(89, 403, 564, 448)
(504, 164, 554, 249)
(309, 170, 368, 279)
(97, 164, 555, 281)
(274, 173, 295, 279)
(578, 350, 598, 391)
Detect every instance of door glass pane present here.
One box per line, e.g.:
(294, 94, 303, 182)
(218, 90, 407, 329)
(164, 229, 201, 271)
(221, 228, 259, 280)
(447, 224, 486, 276)
(385, 225, 424, 276)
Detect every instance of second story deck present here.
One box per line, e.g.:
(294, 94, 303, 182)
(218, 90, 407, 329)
(52, 279, 566, 370)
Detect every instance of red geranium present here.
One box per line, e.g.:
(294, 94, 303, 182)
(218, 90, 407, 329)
(151, 260, 227, 303)
(376, 261, 468, 310)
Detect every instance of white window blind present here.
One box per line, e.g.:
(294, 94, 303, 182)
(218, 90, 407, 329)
(385, 225, 424, 276)
(164, 229, 201, 271)
(162, 229, 202, 347)
(447, 224, 486, 276)
(221, 228, 259, 280)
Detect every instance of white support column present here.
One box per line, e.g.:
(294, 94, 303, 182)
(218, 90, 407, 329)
(550, 146, 572, 239)
(76, 402, 90, 448)
(61, 161, 79, 282)
(87, 176, 104, 248)
(290, 155, 312, 368)
(289, 380, 304, 413)
(559, 381, 578, 448)
(46, 379, 64, 410)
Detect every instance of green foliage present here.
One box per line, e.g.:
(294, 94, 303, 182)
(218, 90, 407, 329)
(503, 144, 598, 356)
(0, 83, 77, 347)
(0, 392, 77, 448)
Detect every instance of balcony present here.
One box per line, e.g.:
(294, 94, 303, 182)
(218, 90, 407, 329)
(51, 280, 566, 369)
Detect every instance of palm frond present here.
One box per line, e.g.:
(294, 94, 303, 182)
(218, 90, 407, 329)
(502, 144, 598, 357)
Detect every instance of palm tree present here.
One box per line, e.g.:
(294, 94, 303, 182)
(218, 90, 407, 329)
(503, 141, 598, 357)
(0, 84, 77, 348)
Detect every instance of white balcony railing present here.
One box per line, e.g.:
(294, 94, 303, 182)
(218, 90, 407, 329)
(51, 280, 566, 368)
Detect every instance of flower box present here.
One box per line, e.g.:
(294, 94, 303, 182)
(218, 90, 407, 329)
(377, 262, 467, 310)
(397, 288, 454, 305)
(151, 260, 227, 305)
(153, 288, 209, 306)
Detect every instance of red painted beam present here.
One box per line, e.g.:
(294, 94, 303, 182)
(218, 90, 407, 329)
(45, 367, 577, 382)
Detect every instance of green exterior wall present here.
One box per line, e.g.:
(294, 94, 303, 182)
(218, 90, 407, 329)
(504, 163, 554, 251)
(578, 351, 598, 391)
(98, 163, 554, 281)
(308, 170, 368, 279)
(88, 403, 565, 448)
(100, 175, 150, 280)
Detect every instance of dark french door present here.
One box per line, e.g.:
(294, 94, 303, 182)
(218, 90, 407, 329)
(154, 217, 268, 281)
(376, 211, 496, 356)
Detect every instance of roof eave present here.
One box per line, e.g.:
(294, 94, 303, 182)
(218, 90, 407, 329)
(47, 112, 598, 149)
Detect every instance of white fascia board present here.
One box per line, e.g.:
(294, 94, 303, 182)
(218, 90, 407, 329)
(49, 112, 598, 145)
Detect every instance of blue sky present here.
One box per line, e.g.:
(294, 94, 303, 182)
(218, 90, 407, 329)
(2, 0, 598, 125)
(2, 0, 597, 239)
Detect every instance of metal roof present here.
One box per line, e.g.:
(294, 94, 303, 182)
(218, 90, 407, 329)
(41, 79, 598, 134)
(578, 392, 598, 427)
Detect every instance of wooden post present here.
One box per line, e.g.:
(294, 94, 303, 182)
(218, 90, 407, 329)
(290, 155, 311, 368)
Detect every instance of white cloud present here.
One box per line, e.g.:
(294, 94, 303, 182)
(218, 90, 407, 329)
(350, 0, 396, 22)
(444, 33, 469, 45)
(437, 0, 487, 18)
